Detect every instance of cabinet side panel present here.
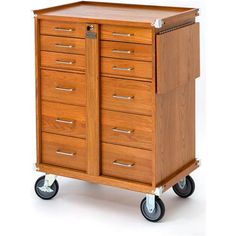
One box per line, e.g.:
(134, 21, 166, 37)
(156, 80, 195, 186)
(156, 23, 200, 94)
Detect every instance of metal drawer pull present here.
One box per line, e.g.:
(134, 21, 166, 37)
(112, 49, 133, 54)
(112, 127, 134, 134)
(55, 86, 75, 92)
(112, 94, 134, 100)
(113, 160, 135, 168)
(55, 43, 74, 48)
(54, 27, 74, 32)
(56, 60, 75, 65)
(56, 150, 75, 157)
(112, 66, 134, 71)
(56, 118, 74, 124)
(112, 32, 134, 37)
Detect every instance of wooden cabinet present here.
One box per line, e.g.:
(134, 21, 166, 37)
(34, 1, 200, 222)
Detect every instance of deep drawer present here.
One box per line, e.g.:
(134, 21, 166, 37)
(40, 20, 85, 38)
(101, 41, 152, 61)
(41, 70, 86, 106)
(40, 35, 85, 54)
(101, 110, 152, 150)
(101, 57, 152, 80)
(41, 101, 86, 138)
(41, 51, 85, 71)
(42, 132, 86, 171)
(101, 77, 152, 115)
(102, 143, 152, 184)
(101, 25, 152, 44)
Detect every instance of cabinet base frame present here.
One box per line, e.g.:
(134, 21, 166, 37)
(36, 159, 199, 195)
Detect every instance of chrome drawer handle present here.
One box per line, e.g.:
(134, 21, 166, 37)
(112, 49, 133, 54)
(56, 118, 74, 124)
(112, 160, 135, 168)
(55, 43, 74, 48)
(112, 32, 134, 37)
(55, 86, 75, 92)
(56, 149, 76, 157)
(112, 127, 134, 134)
(54, 27, 74, 32)
(112, 66, 134, 71)
(56, 60, 75, 65)
(112, 94, 134, 100)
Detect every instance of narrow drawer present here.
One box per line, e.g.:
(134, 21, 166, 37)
(40, 35, 85, 54)
(102, 143, 152, 184)
(101, 57, 152, 80)
(41, 51, 85, 71)
(101, 25, 152, 44)
(40, 20, 85, 38)
(41, 70, 86, 106)
(101, 110, 152, 150)
(42, 132, 86, 171)
(101, 77, 152, 115)
(41, 101, 86, 138)
(101, 41, 152, 62)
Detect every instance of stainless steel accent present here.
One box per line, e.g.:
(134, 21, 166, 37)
(152, 19, 164, 29)
(56, 118, 74, 124)
(56, 60, 75, 65)
(55, 43, 74, 48)
(56, 150, 76, 157)
(112, 94, 134, 100)
(178, 178, 186, 189)
(112, 32, 134, 37)
(154, 186, 164, 196)
(38, 174, 57, 193)
(112, 160, 135, 168)
(146, 194, 155, 213)
(112, 66, 134, 71)
(54, 27, 74, 32)
(112, 127, 134, 134)
(112, 49, 133, 54)
(55, 86, 75, 92)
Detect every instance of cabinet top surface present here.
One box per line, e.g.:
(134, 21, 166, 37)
(34, 1, 198, 27)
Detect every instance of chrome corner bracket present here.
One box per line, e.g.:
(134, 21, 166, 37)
(146, 194, 155, 213)
(196, 158, 201, 166)
(152, 19, 164, 29)
(38, 174, 57, 193)
(154, 186, 164, 196)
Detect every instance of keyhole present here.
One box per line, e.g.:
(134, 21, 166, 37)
(87, 25, 94, 31)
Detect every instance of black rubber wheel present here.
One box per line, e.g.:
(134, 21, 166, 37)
(140, 196, 165, 222)
(34, 176, 59, 200)
(172, 175, 195, 198)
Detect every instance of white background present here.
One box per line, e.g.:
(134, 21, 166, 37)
(0, 0, 234, 235)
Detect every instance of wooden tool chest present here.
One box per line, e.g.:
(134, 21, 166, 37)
(34, 1, 200, 222)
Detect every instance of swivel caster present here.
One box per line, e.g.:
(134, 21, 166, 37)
(140, 195, 165, 222)
(172, 175, 195, 198)
(34, 175, 59, 200)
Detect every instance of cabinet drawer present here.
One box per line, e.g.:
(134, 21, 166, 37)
(42, 101, 86, 138)
(42, 132, 86, 171)
(41, 70, 86, 106)
(41, 51, 85, 71)
(101, 77, 152, 115)
(101, 57, 152, 79)
(40, 35, 85, 54)
(101, 41, 152, 62)
(40, 20, 85, 38)
(102, 143, 152, 184)
(101, 110, 152, 150)
(101, 25, 152, 44)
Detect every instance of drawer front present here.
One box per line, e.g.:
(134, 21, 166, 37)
(101, 110, 152, 150)
(101, 57, 152, 79)
(101, 25, 152, 44)
(102, 143, 152, 184)
(101, 77, 152, 115)
(40, 20, 85, 38)
(41, 70, 86, 106)
(40, 35, 85, 54)
(42, 132, 86, 171)
(101, 41, 152, 62)
(41, 51, 85, 71)
(42, 101, 86, 138)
